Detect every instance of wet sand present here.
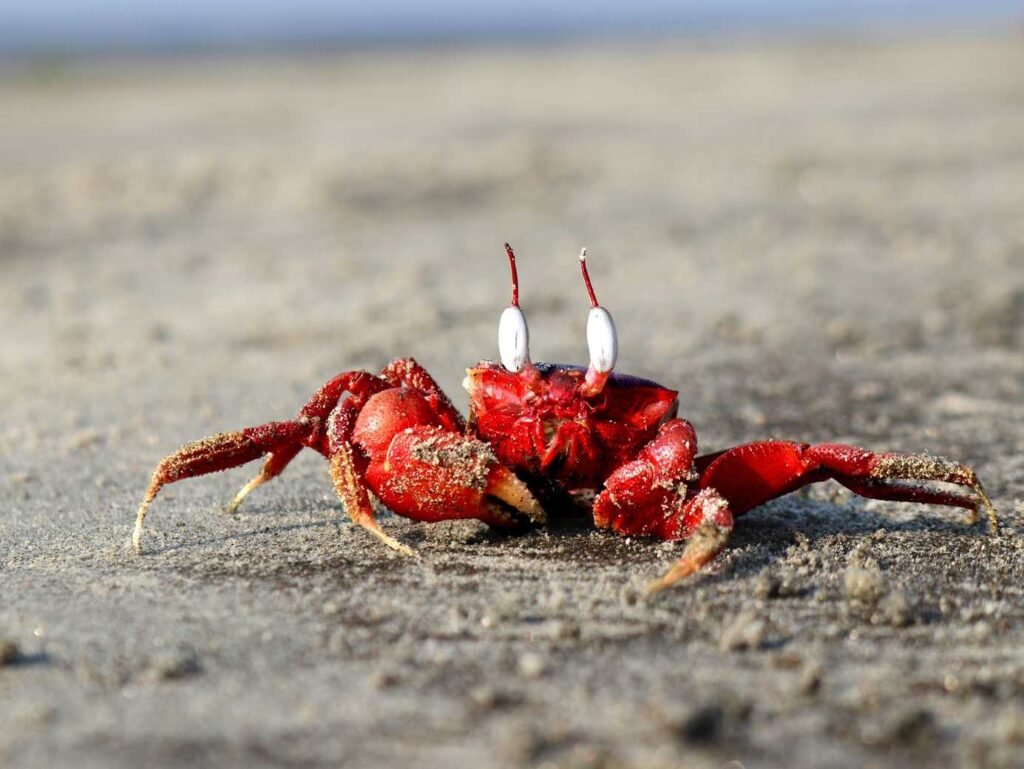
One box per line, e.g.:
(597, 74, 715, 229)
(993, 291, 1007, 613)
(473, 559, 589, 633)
(1, 32, 1023, 768)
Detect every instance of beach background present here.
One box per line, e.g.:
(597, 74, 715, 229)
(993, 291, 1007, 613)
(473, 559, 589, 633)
(2, 3, 1024, 768)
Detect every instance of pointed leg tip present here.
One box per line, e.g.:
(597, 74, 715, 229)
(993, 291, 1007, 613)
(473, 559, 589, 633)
(643, 577, 672, 596)
(392, 540, 418, 558)
(363, 524, 418, 558)
(225, 475, 267, 515)
(979, 495, 1000, 536)
(132, 504, 148, 553)
(985, 507, 1001, 536)
(966, 478, 999, 534)
(644, 562, 697, 595)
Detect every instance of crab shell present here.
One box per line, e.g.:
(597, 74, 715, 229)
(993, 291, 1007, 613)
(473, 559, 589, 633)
(465, 360, 680, 491)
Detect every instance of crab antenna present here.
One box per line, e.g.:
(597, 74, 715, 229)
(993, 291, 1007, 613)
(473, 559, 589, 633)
(504, 243, 520, 307)
(579, 248, 599, 308)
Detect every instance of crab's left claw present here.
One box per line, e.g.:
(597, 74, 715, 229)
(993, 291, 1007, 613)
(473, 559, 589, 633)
(364, 426, 546, 529)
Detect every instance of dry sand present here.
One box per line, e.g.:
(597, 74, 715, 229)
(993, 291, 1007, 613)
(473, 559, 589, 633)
(1, 32, 1023, 769)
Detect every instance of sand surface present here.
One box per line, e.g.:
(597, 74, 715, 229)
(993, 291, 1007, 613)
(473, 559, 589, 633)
(2, 32, 1024, 769)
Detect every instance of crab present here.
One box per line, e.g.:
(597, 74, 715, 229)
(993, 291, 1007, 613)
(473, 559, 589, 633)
(133, 244, 998, 591)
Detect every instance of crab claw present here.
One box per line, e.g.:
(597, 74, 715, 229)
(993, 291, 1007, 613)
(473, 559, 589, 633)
(363, 426, 545, 529)
(486, 464, 547, 526)
(644, 489, 735, 594)
(593, 419, 699, 540)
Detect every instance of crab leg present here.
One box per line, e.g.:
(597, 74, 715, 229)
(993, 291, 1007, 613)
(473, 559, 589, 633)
(224, 443, 303, 514)
(649, 440, 998, 593)
(133, 420, 313, 551)
(328, 442, 415, 556)
(225, 371, 389, 513)
(696, 440, 997, 531)
(379, 357, 467, 434)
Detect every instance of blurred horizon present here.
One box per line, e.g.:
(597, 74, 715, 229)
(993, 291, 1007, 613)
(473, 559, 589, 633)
(2, 0, 1021, 58)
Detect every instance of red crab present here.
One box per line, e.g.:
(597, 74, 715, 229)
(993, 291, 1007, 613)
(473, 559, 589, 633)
(134, 244, 997, 591)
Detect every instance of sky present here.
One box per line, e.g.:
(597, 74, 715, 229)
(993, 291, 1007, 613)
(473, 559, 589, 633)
(1, 0, 1021, 54)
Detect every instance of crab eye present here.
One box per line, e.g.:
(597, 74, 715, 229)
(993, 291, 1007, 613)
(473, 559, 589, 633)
(579, 248, 617, 374)
(499, 305, 530, 372)
(587, 306, 617, 373)
(498, 243, 531, 372)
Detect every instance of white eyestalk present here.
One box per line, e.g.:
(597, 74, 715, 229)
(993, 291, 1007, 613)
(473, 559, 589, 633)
(498, 243, 531, 373)
(499, 305, 530, 372)
(579, 248, 617, 395)
(587, 305, 617, 373)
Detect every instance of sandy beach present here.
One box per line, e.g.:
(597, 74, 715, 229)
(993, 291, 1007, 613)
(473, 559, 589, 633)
(1, 31, 1023, 768)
